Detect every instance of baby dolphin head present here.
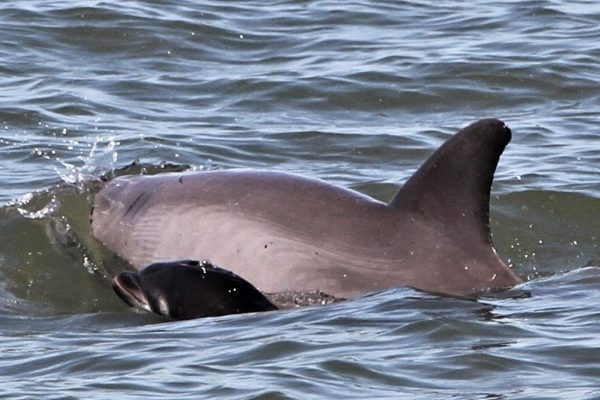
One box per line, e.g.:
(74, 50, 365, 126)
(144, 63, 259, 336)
(112, 260, 277, 320)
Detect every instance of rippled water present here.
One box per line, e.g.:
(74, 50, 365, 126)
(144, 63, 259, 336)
(0, 1, 599, 398)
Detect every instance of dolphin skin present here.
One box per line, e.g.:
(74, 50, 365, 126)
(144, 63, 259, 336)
(94, 119, 522, 318)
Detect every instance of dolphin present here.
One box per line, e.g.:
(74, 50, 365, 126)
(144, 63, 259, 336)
(112, 260, 277, 319)
(111, 259, 344, 319)
(94, 119, 522, 317)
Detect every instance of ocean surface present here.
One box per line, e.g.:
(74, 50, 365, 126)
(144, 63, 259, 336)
(1, 1, 599, 398)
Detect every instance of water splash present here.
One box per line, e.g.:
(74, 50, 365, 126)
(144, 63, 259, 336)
(3, 192, 60, 220)
(54, 135, 120, 189)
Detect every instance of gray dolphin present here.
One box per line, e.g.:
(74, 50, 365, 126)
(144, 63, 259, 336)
(93, 119, 522, 305)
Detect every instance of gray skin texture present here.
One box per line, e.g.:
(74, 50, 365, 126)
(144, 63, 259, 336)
(92, 119, 522, 298)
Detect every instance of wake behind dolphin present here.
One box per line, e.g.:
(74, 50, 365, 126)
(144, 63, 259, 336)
(92, 119, 522, 319)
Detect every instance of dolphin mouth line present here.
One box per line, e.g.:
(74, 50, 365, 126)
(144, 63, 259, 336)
(112, 273, 152, 313)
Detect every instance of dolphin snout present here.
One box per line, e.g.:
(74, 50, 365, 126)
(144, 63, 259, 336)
(112, 272, 151, 312)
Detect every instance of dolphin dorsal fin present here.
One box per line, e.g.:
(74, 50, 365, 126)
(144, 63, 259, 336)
(389, 119, 511, 243)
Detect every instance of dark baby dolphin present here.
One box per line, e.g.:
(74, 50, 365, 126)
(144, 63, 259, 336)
(94, 119, 522, 305)
(112, 260, 277, 319)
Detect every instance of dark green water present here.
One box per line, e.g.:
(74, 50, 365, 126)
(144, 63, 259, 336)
(0, 1, 599, 398)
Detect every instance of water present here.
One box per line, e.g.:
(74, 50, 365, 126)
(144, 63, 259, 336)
(1, 1, 599, 398)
